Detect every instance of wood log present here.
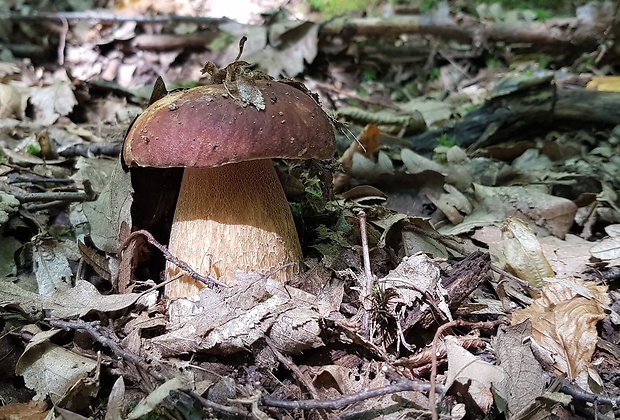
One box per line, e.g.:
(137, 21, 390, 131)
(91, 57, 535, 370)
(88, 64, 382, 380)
(408, 78, 620, 152)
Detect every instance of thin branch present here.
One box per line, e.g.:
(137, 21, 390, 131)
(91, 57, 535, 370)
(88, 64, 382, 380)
(262, 379, 442, 410)
(14, 190, 94, 203)
(558, 378, 620, 406)
(179, 389, 250, 418)
(46, 318, 170, 382)
(6, 11, 230, 25)
(119, 229, 229, 289)
(265, 337, 320, 400)
(357, 209, 374, 339)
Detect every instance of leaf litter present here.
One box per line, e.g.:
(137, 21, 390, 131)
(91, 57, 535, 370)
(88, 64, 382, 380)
(0, 0, 620, 419)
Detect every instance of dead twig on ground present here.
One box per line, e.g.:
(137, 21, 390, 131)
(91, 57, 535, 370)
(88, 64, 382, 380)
(262, 379, 442, 411)
(179, 388, 250, 418)
(429, 319, 508, 420)
(47, 318, 170, 382)
(11, 180, 97, 204)
(119, 230, 229, 289)
(7, 11, 229, 24)
(357, 209, 375, 339)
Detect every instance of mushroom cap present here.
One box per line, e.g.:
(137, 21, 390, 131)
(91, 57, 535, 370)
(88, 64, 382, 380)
(123, 80, 335, 168)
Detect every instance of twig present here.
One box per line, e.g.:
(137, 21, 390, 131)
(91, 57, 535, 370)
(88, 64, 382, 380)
(558, 378, 620, 406)
(262, 379, 442, 410)
(179, 389, 249, 418)
(357, 209, 374, 339)
(57, 17, 68, 65)
(429, 319, 508, 420)
(119, 229, 229, 289)
(265, 337, 321, 400)
(46, 318, 170, 382)
(7, 11, 230, 24)
(58, 142, 122, 158)
(13, 190, 95, 203)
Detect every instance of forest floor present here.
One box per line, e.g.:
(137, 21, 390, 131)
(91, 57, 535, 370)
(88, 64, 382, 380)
(1, 0, 620, 419)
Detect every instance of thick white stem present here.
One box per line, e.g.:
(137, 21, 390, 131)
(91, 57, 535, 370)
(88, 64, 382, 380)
(165, 159, 302, 299)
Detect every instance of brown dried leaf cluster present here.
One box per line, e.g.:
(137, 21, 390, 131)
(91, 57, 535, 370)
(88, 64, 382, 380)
(512, 278, 610, 389)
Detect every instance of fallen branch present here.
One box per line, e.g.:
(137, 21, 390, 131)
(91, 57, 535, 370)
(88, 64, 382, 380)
(119, 229, 229, 289)
(7, 11, 229, 24)
(180, 389, 250, 418)
(47, 318, 170, 382)
(262, 379, 443, 410)
(320, 8, 615, 52)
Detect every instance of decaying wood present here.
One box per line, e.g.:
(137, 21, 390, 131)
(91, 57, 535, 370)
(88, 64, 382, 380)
(409, 81, 620, 152)
(8, 5, 618, 58)
(401, 251, 491, 331)
(320, 7, 617, 53)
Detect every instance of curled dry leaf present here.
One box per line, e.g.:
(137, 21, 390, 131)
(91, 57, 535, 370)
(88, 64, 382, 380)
(0, 83, 22, 119)
(492, 320, 546, 419)
(380, 253, 451, 321)
(16, 329, 97, 403)
(511, 277, 610, 390)
(498, 217, 554, 288)
(424, 183, 473, 225)
(474, 184, 577, 239)
(0, 279, 140, 318)
(269, 307, 323, 354)
(149, 277, 340, 356)
(590, 224, 620, 266)
(339, 124, 381, 169)
(28, 81, 78, 125)
(445, 336, 505, 414)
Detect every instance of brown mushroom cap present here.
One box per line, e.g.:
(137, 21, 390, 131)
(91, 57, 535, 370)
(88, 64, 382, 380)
(124, 80, 335, 168)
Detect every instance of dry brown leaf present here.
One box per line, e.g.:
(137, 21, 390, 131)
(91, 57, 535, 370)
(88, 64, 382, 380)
(150, 277, 335, 356)
(28, 81, 77, 125)
(0, 279, 140, 318)
(15, 329, 98, 403)
(339, 124, 381, 169)
(511, 278, 609, 390)
(474, 184, 577, 239)
(492, 321, 547, 419)
(445, 336, 505, 414)
(498, 217, 554, 288)
(0, 401, 49, 420)
(32, 235, 79, 297)
(0, 83, 22, 119)
(590, 224, 620, 266)
(380, 253, 451, 321)
(424, 184, 473, 225)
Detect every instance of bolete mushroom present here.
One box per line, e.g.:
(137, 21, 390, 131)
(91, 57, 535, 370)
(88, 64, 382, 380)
(123, 72, 335, 299)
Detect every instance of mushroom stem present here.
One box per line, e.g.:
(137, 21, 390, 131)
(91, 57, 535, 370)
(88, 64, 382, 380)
(165, 159, 302, 298)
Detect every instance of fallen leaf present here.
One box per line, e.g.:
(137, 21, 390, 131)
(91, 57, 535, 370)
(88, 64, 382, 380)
(28, 81, 77, 125)
(0, 279, 140, 318)
(380, 253, 451, 321)
(590, 224, 620, 266)
(127, 377, 187, 420)
(474, 184, 577, 238)
(498, 217, 554, 288)
(16, 329, 97, 403)
(511, 277, 609, 390)
(32, 235, 78, 297)
(445, 336, 505, 414)
(492, 321, 547, 419)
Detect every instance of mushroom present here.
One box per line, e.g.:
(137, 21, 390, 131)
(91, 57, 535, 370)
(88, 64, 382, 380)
(123, 75, 335, 299)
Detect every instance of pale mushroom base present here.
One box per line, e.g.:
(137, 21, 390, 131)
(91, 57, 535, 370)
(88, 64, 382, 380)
(165, 159, 303, 299)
